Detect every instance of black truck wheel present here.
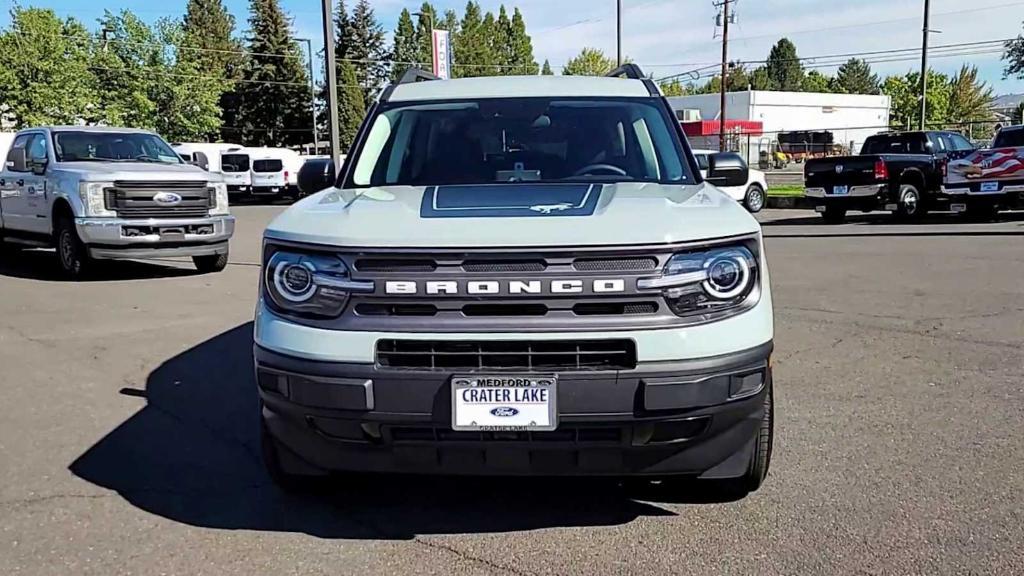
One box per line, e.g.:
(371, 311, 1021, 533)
(895, 184, 925, 220)
(820, 205, 846, 223)
(193, 251, 229, 273)
(56, 217, 92, 280)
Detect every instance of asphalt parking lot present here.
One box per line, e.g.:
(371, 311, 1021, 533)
(1, 207, 1022, 575)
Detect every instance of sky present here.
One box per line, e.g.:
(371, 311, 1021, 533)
(4, 0, 1024, 94)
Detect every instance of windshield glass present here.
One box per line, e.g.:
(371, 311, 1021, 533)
(993, 129, 1024, 148)
(861, 134, 926, 154)
(53, 131, 182, 164)
(253, 159, 284, 173)
(347, 98, 692, 187)
(222, 154, 250, 172)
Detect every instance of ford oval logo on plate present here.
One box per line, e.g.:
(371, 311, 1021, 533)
(153, 192, 182, 206)
(490, 407, 519, 418)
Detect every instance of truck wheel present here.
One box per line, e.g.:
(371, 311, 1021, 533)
(821, 205, 846, 223)
(56, 217, 91, 280)
(192, 251, 229, 273)
(744, 184, 766, 213)
(895, 184, 924, 220)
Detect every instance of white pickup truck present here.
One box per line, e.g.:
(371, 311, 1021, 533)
(254, 66, 776, 497)
(0, 126, 234, 278)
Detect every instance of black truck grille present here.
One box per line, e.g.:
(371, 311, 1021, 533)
(105, 181, 212, 219)
(376, 339, 638, 370)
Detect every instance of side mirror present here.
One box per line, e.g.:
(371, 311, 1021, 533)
(705, 152, 749, 188)
(6, 148, 27, 172)
(297, 158, 336, 195)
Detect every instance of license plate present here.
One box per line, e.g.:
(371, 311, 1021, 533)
(815, 205, 827, 213)
(951, 203, 967, 213)
(271, 187, 280, 192)
(452, 375, 557, 431)
(981, 182, 999, 192)
(832, 185, 849, 196)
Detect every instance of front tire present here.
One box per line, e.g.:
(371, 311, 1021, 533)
(736, 381, 774, 493)
(260, 419, 325, 494)
(744, 184, 766, 213)
(193, 251, 228, 273)
(56, 217, 91, 280)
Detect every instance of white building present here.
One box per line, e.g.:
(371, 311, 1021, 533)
(667, 90, 891, 163)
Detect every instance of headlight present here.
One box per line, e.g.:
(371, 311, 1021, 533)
(264, 249, 374, 317)
(78, 182, 116, 217)
(639, 243, 759, 318)
(209, 182, 230, 215)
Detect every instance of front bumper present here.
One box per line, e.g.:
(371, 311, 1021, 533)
(257, 341, 773, 477)
(76, 215, 234, 259)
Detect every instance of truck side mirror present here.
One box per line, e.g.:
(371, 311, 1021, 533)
(706, 152, 749, 188)
(297, 158, 336, 195)
(6, 148, 27, 173)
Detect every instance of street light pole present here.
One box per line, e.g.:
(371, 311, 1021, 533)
(321, 0, 341, 174)
(616, 0, 622, 66)
(718, 0, 730, 152)
(413, 10, 435, 70)
(298, 38, 319, 155)
(919, 0, 931, 130)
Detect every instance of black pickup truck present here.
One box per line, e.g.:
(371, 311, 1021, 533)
(804, 130, 975, 222)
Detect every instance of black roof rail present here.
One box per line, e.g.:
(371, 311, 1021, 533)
(605, 63, 646, 80)
(379, 68, 441, 103)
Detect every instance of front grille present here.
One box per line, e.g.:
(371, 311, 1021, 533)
(376, 339, 637, 370)
(388, 426, 623, 444)
(573, 257, 658, 271)
(354, 258, 437, 272)
(105, 181, 212, 219)
(462, 260, 547, 272)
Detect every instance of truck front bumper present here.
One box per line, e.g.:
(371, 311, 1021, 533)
(75, 215, 235, 260)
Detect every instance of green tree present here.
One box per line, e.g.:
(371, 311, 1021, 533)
(0, 7, 95, 127)
(454, 2, 493, 78)
(236, 0, 312, 146)
(881, 70, 950, 130)
(346, 0, 387, 101)
(801, 70, 833, 93)
(835, 58, 880, 94)
(90, 10, 163, 128)
(765, 38, 803, 91)
(562, 47, 616, 76)
(414, 2, 438, 71)
(179, 0, 242, 141)
(749, 66, 771, 90)
(390, 9, 418, 80)
(493, 5, 513, 74)
(660, 79, 685, 96)
(693, 63, 751, 94)
(152, 17, 227, 141)
(1003, 21, 1024, 79)
(946, 64, 994, 132)
(541, 59, 553, 75)
(481, 11, 499, 75)
(508, 7, 537, 75)
(335, 59, 366, 148)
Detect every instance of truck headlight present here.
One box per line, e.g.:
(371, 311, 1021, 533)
(639, 243, 759, 318)
(209, 182, 230, 215)
(78, 182, 116, 217)
(264, 249, 374, 318)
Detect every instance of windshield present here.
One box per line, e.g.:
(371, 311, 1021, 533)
(222, 154, 250, 172)
(861, 134, 926, 154)
(346, 97, 693, 188)
(993, 129, 1024, 148)
(253, 159, 284, 173)
(53, 131, 182, 164)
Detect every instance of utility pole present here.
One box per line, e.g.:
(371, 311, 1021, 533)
(919, 0, 931, 130)
(321, 0, 341, 175)
(298, 38, 319, 155)
(717, 0, 731, 152)
(617, 0, 623, 66)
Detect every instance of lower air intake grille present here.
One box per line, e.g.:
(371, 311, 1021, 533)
(376, 339, 637, 371)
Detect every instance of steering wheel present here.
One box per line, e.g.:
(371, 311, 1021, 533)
(572, 163, 628, 177)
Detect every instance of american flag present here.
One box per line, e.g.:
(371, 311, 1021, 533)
(952, 148, 1024, 179)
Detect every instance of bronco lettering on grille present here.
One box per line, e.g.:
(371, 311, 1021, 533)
(383, 279, 628, 296)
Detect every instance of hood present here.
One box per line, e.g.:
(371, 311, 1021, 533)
(265, 182, 760, 248)
(56, 161, 218, 183)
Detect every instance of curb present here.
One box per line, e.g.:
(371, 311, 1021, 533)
(766, 196, 814, 210)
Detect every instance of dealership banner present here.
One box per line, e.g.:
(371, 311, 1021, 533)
(432, 30, 451, 79)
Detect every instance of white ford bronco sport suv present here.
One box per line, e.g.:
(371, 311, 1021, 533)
(256, 66, 775, 495)
(0, 126, 234, 278)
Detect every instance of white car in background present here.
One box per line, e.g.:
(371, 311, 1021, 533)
(693, 149, 768, 213)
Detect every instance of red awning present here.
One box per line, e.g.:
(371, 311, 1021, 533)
(681, 120, 764, 137)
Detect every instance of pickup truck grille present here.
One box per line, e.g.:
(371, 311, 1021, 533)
(376, 339, 637, 370)
(105, 181, 212, 219)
